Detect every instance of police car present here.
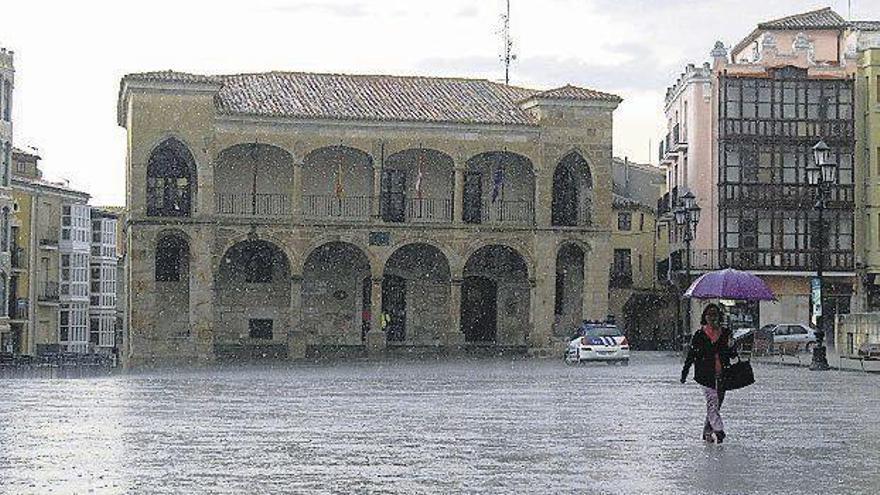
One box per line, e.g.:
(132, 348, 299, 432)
(564, 322, 630, 365)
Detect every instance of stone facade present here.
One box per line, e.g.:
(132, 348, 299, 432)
(118, 71, 620, 367)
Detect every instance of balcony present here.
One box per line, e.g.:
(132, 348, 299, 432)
(671, 123, 687, 151)
(609, 271, 633, 289)
(669, 248, 854, 273)
(216, 193, 292, 217)
(720, 118, 853, 141)
(720, 183, 854, 209)
(39, 235, 59, 249)
(9, 297, 27, 320)
(657, 186, 678, 217)
(466, 199, 535, 226)
(37, 282, 60, 303)
(303, 195, 372, 222)
(10, 247, 25, 270)
(404, 197, 453, 223)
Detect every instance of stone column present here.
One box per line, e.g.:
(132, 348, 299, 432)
(372, 166, 382, 220)
(584, 237, 611, 321)
(529, 236, 556, 353)
(366, 276, 386, 353)
(453, 166, 465, 224)
(534, 170, 552, 227)
(445, 278, 464, 349)
(126, 230, 157, 368)
(189, 230, 215, 364)
(288, 274, 305, 359)
(292, 162, 303, 220)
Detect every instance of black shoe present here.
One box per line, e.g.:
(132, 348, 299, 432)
(715, 431, 725, 444)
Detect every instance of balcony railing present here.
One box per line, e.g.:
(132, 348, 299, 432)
(475, 199, 534, 225)
(303, 195, 372, 221)
(39, 236, 58, 247)
(609, 271, 633, 288)
(9, 298, 27, 320)
(720, 183, 854, 209)
(720, 118, 853, 140)
(670, 248, 854, 273)
(38, 282, 59, 302)
(10, 247, 25, 269)
(216, 193, 292, 217)
(405, 197, 453, 223)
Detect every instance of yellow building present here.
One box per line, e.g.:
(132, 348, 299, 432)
(856, 29, 880, 309)
(9, 149, 119, 356)
(608, 157, 673, 348)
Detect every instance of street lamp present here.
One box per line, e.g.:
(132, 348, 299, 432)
(806, 140, 836, 371)
(674, 191, 701, 351)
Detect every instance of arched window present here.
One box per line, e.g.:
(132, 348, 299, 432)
(147, 139, 196, 217)
(155, 235, 189, 282)
(552, 152, 592, 227)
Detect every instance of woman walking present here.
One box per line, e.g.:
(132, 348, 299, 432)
(680, 303, 737, 444)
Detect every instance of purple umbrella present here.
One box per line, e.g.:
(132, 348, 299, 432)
(684, 268, 776, 301)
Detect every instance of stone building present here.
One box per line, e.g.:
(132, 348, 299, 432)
(0, 48, 14, 352)
(117, 71, 621, 366)
(657, 8, 880, 339)
(9, 149, 119, 355)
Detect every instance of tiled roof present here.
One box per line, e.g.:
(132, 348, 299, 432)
(850, 20, 880, 31)
(758, 7, 846, 30)
(12, 146, 40, 160)
(529, 84, 621, 102)
(121, 71, 620, 126)
(612, 193, 653, 211)
(124, 70, 221, 85)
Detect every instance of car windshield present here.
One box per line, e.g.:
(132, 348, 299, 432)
(582, 326, 621, 337)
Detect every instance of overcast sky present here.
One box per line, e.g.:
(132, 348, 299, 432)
(4, 0, 880, 205)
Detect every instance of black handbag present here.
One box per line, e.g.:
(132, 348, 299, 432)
(721, 356, 755, 391)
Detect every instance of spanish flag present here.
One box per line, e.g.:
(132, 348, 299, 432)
(334, 160, 345, 199)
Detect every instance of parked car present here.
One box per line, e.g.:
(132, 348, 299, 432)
(564, 323, 629, 365)
(756, 323, 819, 354)
(858, 342, 880, 360)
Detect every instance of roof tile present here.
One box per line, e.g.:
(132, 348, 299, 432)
(123, 71, 620, 126)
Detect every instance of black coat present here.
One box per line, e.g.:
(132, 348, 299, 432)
(681, 327, 737, 389)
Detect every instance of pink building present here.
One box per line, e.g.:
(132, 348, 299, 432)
(659, 8, 873, 340)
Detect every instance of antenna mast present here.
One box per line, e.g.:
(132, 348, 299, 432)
(500, 0, 515, 85)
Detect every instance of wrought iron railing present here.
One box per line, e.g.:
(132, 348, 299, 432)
(405, 197, 452, 223)
(216, 193, 292, 217)
(484, 199, 535, 224)
(10, 247, 25, 269)
(669, 248, 854, 272)
(302, 195, 372, 221)
(9, 298, 27, 320)
(720, 183, 854, 209)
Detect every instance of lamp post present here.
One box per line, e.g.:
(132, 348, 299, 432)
(674, 191, 701, 352)
(806, 140, 836, 371)
(806, 141, 836, 369)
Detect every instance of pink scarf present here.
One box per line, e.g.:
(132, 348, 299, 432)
(703, 324, 722, 374)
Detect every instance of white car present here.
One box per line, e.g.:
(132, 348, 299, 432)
(761, 323, 819, 352)
(564, 324, 630, 365)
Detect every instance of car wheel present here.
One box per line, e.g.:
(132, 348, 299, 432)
(621, 359, 629, 366)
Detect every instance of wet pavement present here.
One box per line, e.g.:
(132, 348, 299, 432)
(0, 352, 878, 494)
